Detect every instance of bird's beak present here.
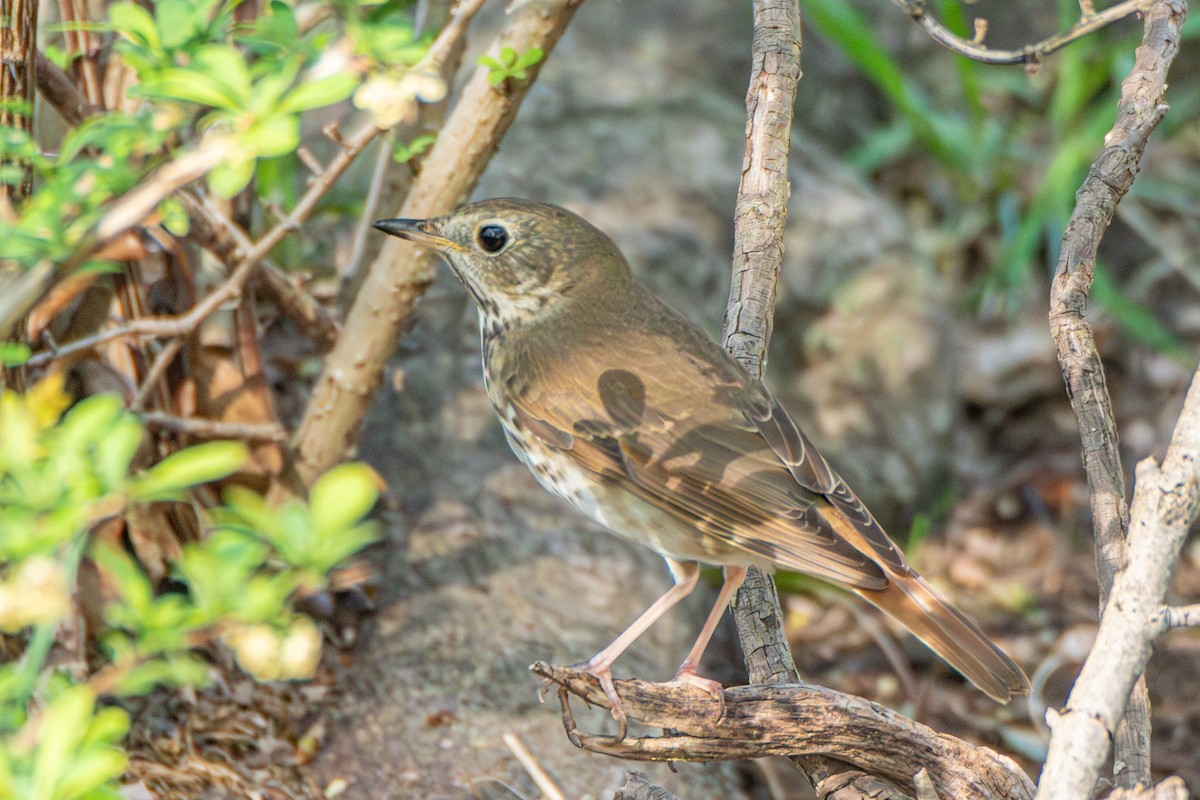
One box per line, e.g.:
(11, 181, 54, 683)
(373, 218, 455, 250)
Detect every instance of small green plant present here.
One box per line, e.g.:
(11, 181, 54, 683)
(478, 46, 545, 86)
(393, 133, 437, 164)
(0, 379, 382, 798)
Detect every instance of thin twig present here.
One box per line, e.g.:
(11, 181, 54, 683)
(26, 122, 380, 368)
(140, 411, 287, 442)
(501, 731, 565, 800)
(130, 338, 184, 411)
(894, 0, 1151, 65)
(340, 127, 397, 306)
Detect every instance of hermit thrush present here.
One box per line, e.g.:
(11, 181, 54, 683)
(375, 199, 1029, 723)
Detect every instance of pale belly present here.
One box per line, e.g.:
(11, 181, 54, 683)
(492, 399, 764, 569)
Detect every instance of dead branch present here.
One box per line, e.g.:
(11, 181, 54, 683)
(613, 772, 682, 800)
(1041, 1, 1187, 794)
(718, 6, 938, 797)
(1153, 603, 1200, 631)
(290, 0, 585, 487)
(140, 412, 287, 442)
(893, 0, 1152, 65)
(534, 663, 1035, 800)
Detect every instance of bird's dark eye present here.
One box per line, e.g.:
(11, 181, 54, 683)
(476, 224, 509, 253)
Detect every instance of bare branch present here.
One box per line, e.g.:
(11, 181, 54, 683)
(1041, 1, 1186, 793)
(1152, 603, 1200, 632)
(140, 411, 287, 442)
(893, 0, 1152, 65)
(535, 663, 1035, 800)
(722, 0, 802, 691)
(1041, 198, 1197, 800)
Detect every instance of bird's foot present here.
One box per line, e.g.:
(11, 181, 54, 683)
(572, 658, 629, 742)
(668, 667, 726, 721)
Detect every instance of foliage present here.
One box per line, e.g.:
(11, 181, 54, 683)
(478, 46, 545, 86)
(0, 0, 434, 278)
(800, 0, 1198, 320)
(0, 380, 381, 798)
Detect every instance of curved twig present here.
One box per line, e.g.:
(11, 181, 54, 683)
(894, 0, 1152, 65)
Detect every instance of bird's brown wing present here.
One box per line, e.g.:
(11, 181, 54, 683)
(505, 353, 889, 590)
(504, 328, 1028, 701)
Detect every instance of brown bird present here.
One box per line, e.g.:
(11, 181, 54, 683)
(375, 199, 1029, 723)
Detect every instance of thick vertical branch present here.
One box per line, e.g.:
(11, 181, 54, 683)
(1042, 0, 1186, 794)
(290, 0, 585, 487)
(0, 0, 39, 212)
(719, 3, 896, 797)
(721, 0, 801, 692)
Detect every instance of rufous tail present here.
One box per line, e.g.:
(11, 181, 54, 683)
(857, 571, 1029, 702)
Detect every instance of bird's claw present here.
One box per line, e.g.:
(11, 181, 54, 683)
(669, 669, 726, 722)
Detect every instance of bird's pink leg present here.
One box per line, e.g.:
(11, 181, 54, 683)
(580, 559, 700, 731)
(670, 566, 748, 717)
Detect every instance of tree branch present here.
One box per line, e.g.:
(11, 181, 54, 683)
(1041, 1, 1186, 793)
(893, 0, 1151, 65)
(535, 663, 1034, 800)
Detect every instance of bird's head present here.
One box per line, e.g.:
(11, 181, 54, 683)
(374, 198, 631, 323)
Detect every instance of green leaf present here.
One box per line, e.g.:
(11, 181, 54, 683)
(155, 0, 201, 49)
(0, 342, 31, 366)
(132, 441, 248, 500)
(55, 395, 124, 450)
(278, 73, 360, 114)
(91, 414, 143, 490)
(158, 196, 190, 236)
(514, 47, 544, 69)
(31, 686, 93, 799)
(191, 44, 253, 107)
(309, 463, 380, 540)
(107, 2, 160, 49)
(208, 156, 256, 198)
(244, 115, 300, 159)
(139, 70, 243, 110)
(393, 133, 436, 164)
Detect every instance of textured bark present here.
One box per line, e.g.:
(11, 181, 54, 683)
(722, 0, 802, 701)
(1043, 0, 1187, 794)
(537, 663, 1034, 800)
(0, 0, 38, 209)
